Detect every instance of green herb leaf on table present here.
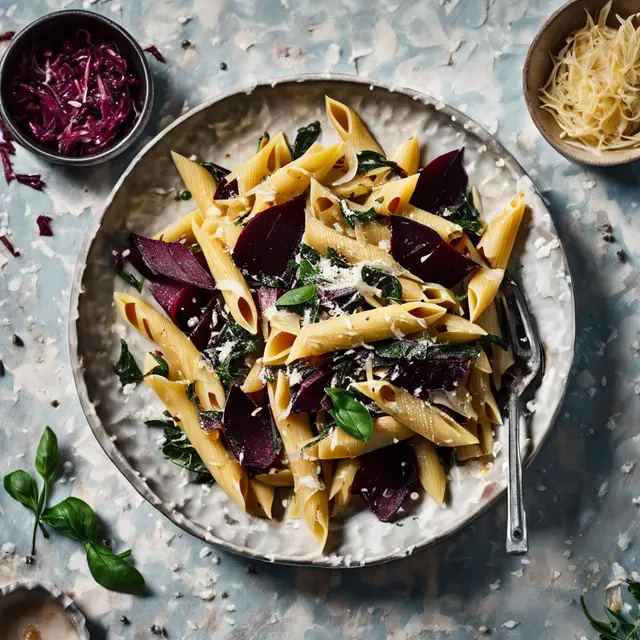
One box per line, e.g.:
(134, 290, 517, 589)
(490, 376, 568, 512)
(143, 352, 169, 379)
(85, 542, 146, 595)
(35, 427, 58, 486)
(3, 470, 39, 512)
(41, 497, 99, 542)
(113, 339, 143, 386)
(339, 200, 379, 228)
(579, 597, 620, 639)
(442, 195, 484, 236)
(292, 121, 321, 160)
(361, 265, 402, 300)
(276, 284, 317, 309)
(604, 606, 637, 637)
(324, 387, 374, 442)
(356, 150, 408, 178)
(629, 581, 640, 603)
(115, 270, 144, 293)
(257, 131, 270, 151)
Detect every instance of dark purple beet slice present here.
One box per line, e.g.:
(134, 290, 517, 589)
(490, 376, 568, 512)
(351, 441, 417, 522)
(410, 148, 467, 214)
(233, 195, 306, 278)
(257, 287, 280, 316)
(129, 234, 215, 290)
(223, 386, 279, 472)
(199, 412, 223, 432)
(36, 215, 53, 236)
(214, 177, 239, 200)
(290, 368, 333, 413)
(392, 353, 472, 396)
(150, 282, 210, 331)
(389, 216, 478, 288)
(189, 296, 223, 351)
(319, 286, 358, 301)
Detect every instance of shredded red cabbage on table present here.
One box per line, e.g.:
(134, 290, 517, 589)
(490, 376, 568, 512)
(0, 31, 15, 42)
(7, 29, 141, 156)
(36, 215, 54, 236)
(0, 117, 45, 190)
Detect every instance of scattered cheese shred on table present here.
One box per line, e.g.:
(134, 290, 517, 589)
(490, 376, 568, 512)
(539, 0, 640, 153)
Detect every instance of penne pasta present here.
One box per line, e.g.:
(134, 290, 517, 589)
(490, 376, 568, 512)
(153, 209, 204, 243)
(247, 479, 275, 519)
(191, 219, 259, 335)
(286, 302, 447, 362)
(391, 136, 420, 176)
(352, 380, 479, 447)
(255, 468, 295, 487)
(242, 358, 265, 393)
(329, 458, 361, 517)
(476, 300, 514, 389)
(477, 192, 525, 269)
(171, 152, 221, 218)
(263, 311, 301, 365)
(403, 205, 463, 242)
(430, 313, 487, 343)
(363, 174, 419, 215)
(114, 293, 225, 410)
(268, 373, 329, 547)
(467, 267, 505, 322)
(317, 416, 414, 459)
(325, 96, 383, 153)
(410, 437, 446, 504)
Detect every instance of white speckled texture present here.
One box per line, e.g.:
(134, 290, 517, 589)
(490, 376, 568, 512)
(71, 77, 574, 566)
(1, 0, 638, 638)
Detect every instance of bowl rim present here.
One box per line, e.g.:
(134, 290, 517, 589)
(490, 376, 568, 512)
(0, 8, 154, 167)
(522, 0, 640, 167)
(68, 72, 577, 568)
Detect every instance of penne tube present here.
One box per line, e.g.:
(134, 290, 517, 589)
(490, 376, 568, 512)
(309, 178, 344, 228)
(191, 219, 259, 335)
(286, 302, 447, 363)
(477, 192, 525, 269)
(456, 232, 488, 267)
(153, 209, 204, 243)
(254, 468, 295, 487)
(455, 419, 485, 461)
(247, 479, 275, 519)
(264, 311, 301, 365)
(325, 96, 383, 153)
(467, 267, 504, 322)
(410, 437, 446, 504)
(402, 205, 463, 242)
(317, 416, 414, 459)
(352, 380, 479, 447)
(242, 358, 265, 394)
(114, 293, 225, 410)
(475, 347, 493, 374)
(391, 136, 420, 176)
(358, 220, 390, 246)
(171, 151, 222, 218)
(477, 300, 514, 390)
(363, 174, 419, 215)
(144, 375, 248, 509)
(430, 313, 487, 343)
(268, 373, 329, 547)
(329, 458, 361, 517)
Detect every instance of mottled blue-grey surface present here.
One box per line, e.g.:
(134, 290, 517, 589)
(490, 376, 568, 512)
(0, 0, 638, 638)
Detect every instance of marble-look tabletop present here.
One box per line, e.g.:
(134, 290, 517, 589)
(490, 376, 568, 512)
(0, 0, 638, 638)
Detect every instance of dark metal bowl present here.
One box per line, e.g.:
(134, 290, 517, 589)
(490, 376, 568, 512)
(0, 9, 153, 167)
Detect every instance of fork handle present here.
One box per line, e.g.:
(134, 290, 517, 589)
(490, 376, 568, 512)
(506, 386, 528, 554)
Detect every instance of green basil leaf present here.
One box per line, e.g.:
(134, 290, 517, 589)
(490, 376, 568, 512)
(325, 388, 373, 442)
(143, 352, 169, 379)
(276, 284, 317, 309)
(298, 259, 321, 285)
(41, 497, 99, 543)
(145, 418, 175, 428)
(113, 339, 143, 387)
(356, 150, 407, 178)
(299, 243, 322, 264)
(478, 334, 509, 351)
(292, 121, 321, 160)
(35, 426, 59, 486)
(326, 247, 349, 268)
(257, 131, 270, 151)
(361, 265, 402, 300)
(3, 470, 39, 512)
(115, 270, 144, 293)
(579, 597, 619, 640)
(199, 161, 230, 185)
(160, 420, 209, 475)
(442, 195, 484, 236)
(627, 581, 640, 603)
(455, 291, 469, 302)
(339, 200, 379, 229)
(604, 606, 636, 635)
(85, 543, 146, 595)
(302, 424, 334, 451)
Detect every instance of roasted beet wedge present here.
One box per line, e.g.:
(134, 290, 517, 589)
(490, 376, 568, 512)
(233, 195, 306, 278)
(149, 282, 210, 332)
(189, 295, 223, 351)
(410, 148, 467, 214)
(290, 368, 333, 413)
(257, 287, 280, 316)
(389, 216, 478, 288)
(129, 234, 215, 290)
(223, 386, 280, 472)
(352, 442, 417, 522)
(214, 177, 239, 200)
(392, 353, 473, 396)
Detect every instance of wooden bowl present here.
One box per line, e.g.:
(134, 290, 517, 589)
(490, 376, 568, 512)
(523, 0, 640, 167)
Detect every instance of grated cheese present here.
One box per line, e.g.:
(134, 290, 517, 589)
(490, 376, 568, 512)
(540, 1, 640, 153)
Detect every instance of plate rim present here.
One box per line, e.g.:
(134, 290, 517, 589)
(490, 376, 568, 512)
(68, 72, 576, 568)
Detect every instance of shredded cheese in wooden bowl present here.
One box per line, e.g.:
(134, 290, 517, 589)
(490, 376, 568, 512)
(539, 0, 640, 154)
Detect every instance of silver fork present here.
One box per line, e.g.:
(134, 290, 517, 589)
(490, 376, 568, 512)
(497, 275, 543, 555)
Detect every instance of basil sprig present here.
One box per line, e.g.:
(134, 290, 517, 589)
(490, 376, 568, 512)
(324, 387, 373, 442)
(291, 121, 321, 160)
(144, 352, 169, 379)
(115, 270, 144, 292)
(339, 200, 379, 228)
(113, 339, 143, 386)
(3, 427, 145, 595)
(199, 161, 230, 184)
(580, 580, 640, 639)
(442, 195, 484, 236)
(147, 418, 209, 475)
(356, 150, 407, 178)
(276, 284, 317, 308)
(361, 265, 402, 300)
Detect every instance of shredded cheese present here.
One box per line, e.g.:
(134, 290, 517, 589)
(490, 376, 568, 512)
(539, 1, 640, 153)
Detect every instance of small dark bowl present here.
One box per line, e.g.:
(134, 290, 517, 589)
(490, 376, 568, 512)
(0, 10, 153, 167)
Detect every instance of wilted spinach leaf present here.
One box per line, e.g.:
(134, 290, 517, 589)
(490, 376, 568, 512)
(292, 121, 321, 160)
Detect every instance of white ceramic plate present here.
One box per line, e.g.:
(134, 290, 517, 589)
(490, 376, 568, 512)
(69, 74, 575, 567)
